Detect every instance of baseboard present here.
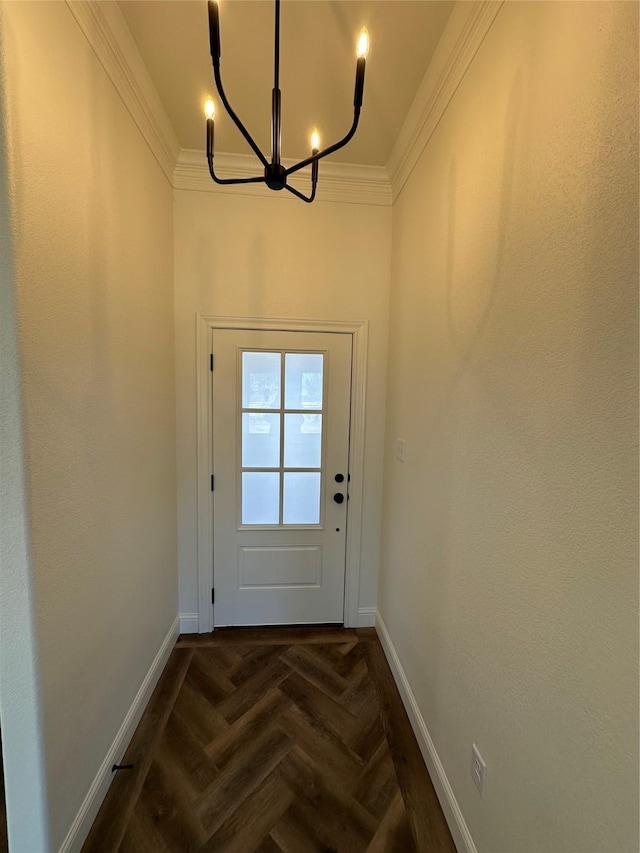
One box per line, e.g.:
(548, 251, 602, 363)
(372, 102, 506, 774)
(179, 612, 200, 634)
(375, 612, 477, 853)
(357, 606, 377, 627)
(59, 616, 180, 853)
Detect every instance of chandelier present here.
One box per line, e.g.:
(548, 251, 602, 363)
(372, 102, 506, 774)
(204, 0, 369, 203)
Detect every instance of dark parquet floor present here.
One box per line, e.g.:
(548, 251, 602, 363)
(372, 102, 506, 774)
(83, 627, 455, 853)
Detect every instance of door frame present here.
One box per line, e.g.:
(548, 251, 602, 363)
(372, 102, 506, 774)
(196, 314, 369, 633)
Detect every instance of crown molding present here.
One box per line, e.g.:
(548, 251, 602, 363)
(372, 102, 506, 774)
(387, 0, 504, 202)
(66, 0, 180, 184)
(174, 150, 392, 207)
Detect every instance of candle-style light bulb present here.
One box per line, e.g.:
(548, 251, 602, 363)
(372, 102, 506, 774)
(354, 29, 368, 110)
(205, 98, 215, 160)
(310, 129, 320, 187)
(356, 27, 369, 59)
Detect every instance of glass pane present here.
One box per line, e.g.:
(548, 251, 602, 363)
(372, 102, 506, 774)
(242, 472, 280, 525)
(283, 472, 321, 525)
(285, 353, 323, 410)
(284, 414, 322, 468)
(242, 414, 280, 468)
(243, 351, 281, 409)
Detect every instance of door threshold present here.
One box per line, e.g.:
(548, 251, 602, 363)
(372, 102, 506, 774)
(215, 622, 344, 630)
(177, 624, 374, 647)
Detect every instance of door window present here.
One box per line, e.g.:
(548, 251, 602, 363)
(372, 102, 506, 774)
(240, 350, 325, 526)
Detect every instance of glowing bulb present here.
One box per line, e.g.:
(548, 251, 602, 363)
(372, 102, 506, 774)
(204, 97, 215, 119)
(356, 27, 369, 59)
(310, 129, 320, 151)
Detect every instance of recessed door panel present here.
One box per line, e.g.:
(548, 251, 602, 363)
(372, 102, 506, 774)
(238, 545, 322, 588)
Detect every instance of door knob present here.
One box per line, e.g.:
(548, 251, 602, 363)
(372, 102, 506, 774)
(333, 492, 344, 504)
(334, 473, 344, 483)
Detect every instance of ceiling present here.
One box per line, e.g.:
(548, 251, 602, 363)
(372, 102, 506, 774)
(118, 1, 454, 167)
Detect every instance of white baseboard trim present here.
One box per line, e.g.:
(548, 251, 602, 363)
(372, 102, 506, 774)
(179, 612, 200, 634)
(357, 606, 377, 627)
(375, 612, 477, 853)
(59, 616, 180, 853)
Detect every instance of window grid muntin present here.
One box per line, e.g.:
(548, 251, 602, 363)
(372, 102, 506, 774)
(240, 348, 326, 527)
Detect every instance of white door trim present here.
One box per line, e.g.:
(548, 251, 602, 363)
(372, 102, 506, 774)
(196, 314, 369, 633)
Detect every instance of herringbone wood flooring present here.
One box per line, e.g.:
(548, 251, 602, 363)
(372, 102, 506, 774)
(84, 628, 455, 852)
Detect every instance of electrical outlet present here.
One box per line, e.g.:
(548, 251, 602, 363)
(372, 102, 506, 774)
(395, 438, 406, 463)
(471, 743, 487, 798)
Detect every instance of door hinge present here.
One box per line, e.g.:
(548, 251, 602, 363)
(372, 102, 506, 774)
(211, 474, 215, 491)
(211, 588, 215, 604)
(210, 353, 214, 371)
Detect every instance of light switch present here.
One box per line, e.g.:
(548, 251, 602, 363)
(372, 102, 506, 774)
(396, 439, 405, 463)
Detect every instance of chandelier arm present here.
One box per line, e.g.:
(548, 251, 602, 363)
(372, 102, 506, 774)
(285, 184, 316, 203)
(207, 156, 265, 186)
(213, 64, 269, 169)
(285, 110, 361, 178)
(285, 155, 318, 202)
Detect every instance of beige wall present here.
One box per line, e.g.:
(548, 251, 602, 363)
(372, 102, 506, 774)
(0, 2, 177, 849)
(174, 190, 391, 623)
(0, 8, 49, 846)
(378, 2, 639, 852)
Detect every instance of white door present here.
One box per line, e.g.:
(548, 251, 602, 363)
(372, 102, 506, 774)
(211, 329, 352, 626)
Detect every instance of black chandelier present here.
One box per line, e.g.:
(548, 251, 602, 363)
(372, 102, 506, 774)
(204, 0, 369, 203)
